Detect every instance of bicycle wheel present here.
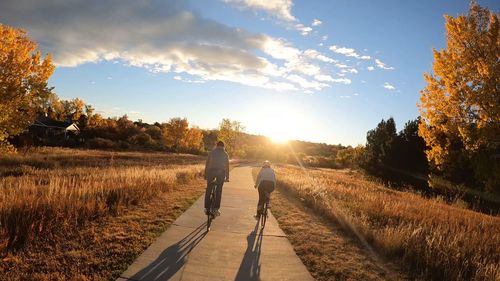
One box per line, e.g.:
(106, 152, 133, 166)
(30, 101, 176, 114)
(261, 202, 268, 229)
(206, 205, 212, 232)
(207, 182, 217, 231)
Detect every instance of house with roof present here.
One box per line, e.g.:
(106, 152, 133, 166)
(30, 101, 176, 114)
(29, 116, 80, 145)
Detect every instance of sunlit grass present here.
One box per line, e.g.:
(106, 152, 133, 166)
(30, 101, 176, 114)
(0, 148, 204, 251)
(275, 165, 500, 281)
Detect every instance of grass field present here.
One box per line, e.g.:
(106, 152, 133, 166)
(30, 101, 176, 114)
(3, 149, 498, 280)
(268, 184, 407, 280)
(0, 147, 206, 280)
(269, 165, 499, 281)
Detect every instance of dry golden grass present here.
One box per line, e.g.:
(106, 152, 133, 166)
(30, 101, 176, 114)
(1, 179, 205, 280)
(0, 147, 203, 170)
(0, 147, 204, 251)
(274, 165, 499, 281)
(270, 185, 407, 280)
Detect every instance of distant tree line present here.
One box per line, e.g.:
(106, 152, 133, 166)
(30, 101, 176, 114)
(47, 96, 349, 165)
(6, 86, 348, 163)
(8, 93, 202, 153)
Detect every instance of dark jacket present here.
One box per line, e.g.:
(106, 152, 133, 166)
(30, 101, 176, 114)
(205, 146, 229, 179)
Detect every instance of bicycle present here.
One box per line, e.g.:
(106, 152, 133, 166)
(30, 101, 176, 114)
(206, 179, 217, 232)
(260, 192, 271, 229)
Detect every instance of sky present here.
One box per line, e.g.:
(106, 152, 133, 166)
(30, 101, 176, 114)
(1, 0, 499, 145)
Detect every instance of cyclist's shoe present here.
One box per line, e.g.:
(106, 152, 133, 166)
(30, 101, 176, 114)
(211, 209, 220, 217)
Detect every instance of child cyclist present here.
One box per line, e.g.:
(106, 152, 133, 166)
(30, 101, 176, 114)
(254, 160, 276, 218)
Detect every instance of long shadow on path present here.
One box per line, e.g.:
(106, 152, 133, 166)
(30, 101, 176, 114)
(234, 221, 263, 281)
(129, 223, 207, 281)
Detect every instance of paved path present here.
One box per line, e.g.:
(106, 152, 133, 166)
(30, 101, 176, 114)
(117, 166, 314, 281)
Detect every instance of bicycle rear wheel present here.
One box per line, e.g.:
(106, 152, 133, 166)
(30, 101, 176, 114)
(207, 182, 217, 231)
(207, 209, 212, 232)
(260, 203, 268, 229)
(261, 192, 271, 229)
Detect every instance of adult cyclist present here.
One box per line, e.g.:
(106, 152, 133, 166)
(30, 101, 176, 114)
(204, 141, 230, 216)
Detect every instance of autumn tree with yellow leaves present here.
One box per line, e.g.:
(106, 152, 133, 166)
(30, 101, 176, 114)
(162, 118, 189, 151)
(218, 118, 245, 157)
(161, 117, 204, 152)
(0, 24, 55, 152)
(418, 2, 499, 192)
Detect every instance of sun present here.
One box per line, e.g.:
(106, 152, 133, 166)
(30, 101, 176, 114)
(249, 102, 315, 143)
(268, 128, 291, 143)
(269, 134, 289, 143)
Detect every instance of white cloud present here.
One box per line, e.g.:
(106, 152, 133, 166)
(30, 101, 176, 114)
(173, 75, 206, 84)
(224, 0, 313, 36)
(330, 46, 357, 56)
(312, 19, 322, 26)
(295, 23, 312, 36)
(335, 63, 348, 68)
(331, 78, 351, 84)
(344, 68, 358, 74)
(286, 74, 329, 90)
(322, 35, 328, 41)
(263, 47, 335, 78)
(303, 49, 336, 63)
(284, 60, 320, 76)
(223, 0, 296, 21)
(367, 66, 375, 71)
(375, 59, 394, 70)
(1, 0, 346, 93)
(329, 45, 371, 60)
(315, 74, 351, 84)
(353, 93, 359, 96)
(383, 82, 396, 90)
(314, 74, 334, 82)
(262, 37, 301, 61)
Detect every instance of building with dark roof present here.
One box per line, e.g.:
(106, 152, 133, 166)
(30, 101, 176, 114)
(32, 116, 80, 133)
(29, 116, 80, 145)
